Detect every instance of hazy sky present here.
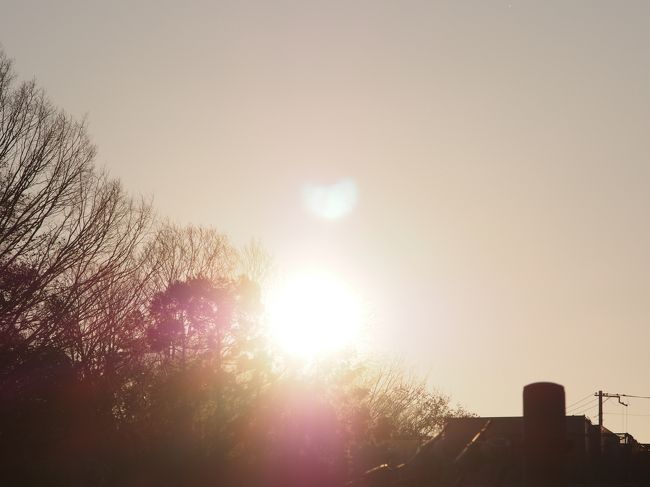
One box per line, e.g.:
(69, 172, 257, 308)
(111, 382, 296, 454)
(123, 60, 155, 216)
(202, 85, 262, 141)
(3, 1, 650, 439)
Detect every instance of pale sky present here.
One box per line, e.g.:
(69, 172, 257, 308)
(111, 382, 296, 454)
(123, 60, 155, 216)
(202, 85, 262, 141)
(3, 0, 650, 439)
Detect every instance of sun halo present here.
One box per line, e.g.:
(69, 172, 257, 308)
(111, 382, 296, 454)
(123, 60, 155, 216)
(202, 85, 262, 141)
(265, 272, 363, 359)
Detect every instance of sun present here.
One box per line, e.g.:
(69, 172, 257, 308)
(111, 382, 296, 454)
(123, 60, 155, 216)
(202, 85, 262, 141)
(265, 272, 363, 358)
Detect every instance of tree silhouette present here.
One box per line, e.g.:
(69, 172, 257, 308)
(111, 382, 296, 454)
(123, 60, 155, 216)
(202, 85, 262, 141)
(148, 277, 234, 370)
(0, 49, 151, 355)
(0, 47, 472, 486)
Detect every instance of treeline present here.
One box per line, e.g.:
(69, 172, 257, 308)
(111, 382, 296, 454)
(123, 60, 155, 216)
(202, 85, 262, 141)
(0, 49, 469, 486)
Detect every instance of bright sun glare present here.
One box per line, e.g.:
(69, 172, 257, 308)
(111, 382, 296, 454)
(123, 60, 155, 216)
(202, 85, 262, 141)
(265, 272, 363, 358)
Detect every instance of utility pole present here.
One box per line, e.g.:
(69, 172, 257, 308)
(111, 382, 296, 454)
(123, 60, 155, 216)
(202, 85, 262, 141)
(597, 390, 603, 429)
(594, 391, 630, 431)
(597, 390, 603, 457)
(594, 391, 630, 456)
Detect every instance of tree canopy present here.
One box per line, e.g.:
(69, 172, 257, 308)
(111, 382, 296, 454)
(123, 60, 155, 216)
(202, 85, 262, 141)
(0, 48, 469, 487)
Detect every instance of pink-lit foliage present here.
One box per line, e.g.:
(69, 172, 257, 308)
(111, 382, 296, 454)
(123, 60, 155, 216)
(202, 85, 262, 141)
(0, 47, 469, 486)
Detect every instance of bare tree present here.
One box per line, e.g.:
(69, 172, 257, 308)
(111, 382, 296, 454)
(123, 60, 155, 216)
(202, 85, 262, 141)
(0, 49, 156, 484)
(142, 223, 238, 294)
(238, 237, 273, 285)
(0, 50, 152, 351)
(359, 362, 472, 439)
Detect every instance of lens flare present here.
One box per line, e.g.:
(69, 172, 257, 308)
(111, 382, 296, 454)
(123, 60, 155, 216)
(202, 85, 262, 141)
(302, 178, 358, 220)
(265, 272, 362, 358)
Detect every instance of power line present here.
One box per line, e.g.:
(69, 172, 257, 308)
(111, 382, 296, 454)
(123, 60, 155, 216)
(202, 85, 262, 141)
(569, 400, 600, 415)
(566, 391, 650, 431)
(593, 390, 650, 437)
(568, 396, 604, 413)
(615, 394, 650, 400)
(566, 393, 596, 410)
(582, 404, 598, 413)
(567, 398, 598, 414)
